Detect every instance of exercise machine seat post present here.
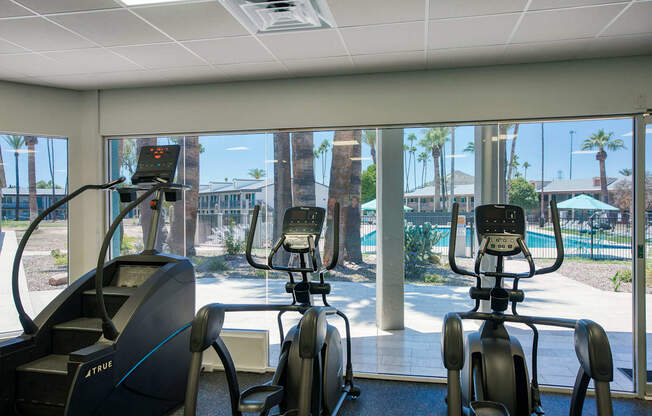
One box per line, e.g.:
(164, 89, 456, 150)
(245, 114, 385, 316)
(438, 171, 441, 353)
(443, 200, 614, 416)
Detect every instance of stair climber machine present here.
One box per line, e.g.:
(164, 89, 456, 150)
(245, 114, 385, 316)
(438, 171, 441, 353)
(442, 201, 615, 416)
(0, 144, 195, 415)
(184, 203, 360, 416)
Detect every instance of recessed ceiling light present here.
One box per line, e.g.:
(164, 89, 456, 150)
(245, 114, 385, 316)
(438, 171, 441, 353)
(120, 0, 190, 6)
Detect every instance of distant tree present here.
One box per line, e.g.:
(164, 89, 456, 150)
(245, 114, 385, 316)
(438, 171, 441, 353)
(4, 135, 25, 220)
(504, 123, 520, 199)
(417, 151, 429, 187)
(36, 180, 62, 189)
(619, 168, 632, 176)
(313, 139, 330, 183)
(419, 128, 450, 211)
(581, 129, 625, 203)
(120, 139, 138, 176)
(361, 130, 376, 165)
(25, 136, 38, 221)
(361, 164, 376, 203)
(463, 142, 474, 153)
(522, 161, 531, 180)
(248, 168, 265, 179)
(508, 177, 539, 210)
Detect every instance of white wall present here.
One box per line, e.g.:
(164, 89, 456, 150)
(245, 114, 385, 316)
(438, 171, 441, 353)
(99, 56, 651, 136)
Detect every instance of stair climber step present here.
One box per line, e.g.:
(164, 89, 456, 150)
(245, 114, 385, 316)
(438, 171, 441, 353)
(16, 354, 71, 412)
(52, 317, 104, 355)
(82, 286, 136, 318)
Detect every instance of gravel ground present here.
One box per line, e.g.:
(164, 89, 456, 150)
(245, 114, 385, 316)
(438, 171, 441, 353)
(23, 255, 67, 291)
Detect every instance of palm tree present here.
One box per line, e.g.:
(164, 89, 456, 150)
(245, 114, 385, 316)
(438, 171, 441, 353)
(419, 127, 450, 211)
(522, 161, 531, 180)
(403, 144, 409, 191)
(504, 123, 520, 199)
(619, 168, 632, 176)
(274, 133, 292, 266)
(450, 127, 456, 208)
(417, 151, 429, 187)
(167, 136, 201, 256)
(581, 129, 626, 203)
(291, 132, 315, 206)
(248, 168, 265, 179)
(313, 139, 330, 183)
(463, 142, 474, 153)
(25, 136, 38, 221)
(4, 135, 25, 220)
(361, 130, 376, 165)
(407, 133, 418, 191)
(46, 138, 57, 221)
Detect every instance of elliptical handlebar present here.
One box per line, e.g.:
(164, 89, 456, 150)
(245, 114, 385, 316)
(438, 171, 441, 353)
(12, 177, 126, 335)
(324, 202, 340, 271)
(245, 205, 270, 271)
(535, 200, 564, 275)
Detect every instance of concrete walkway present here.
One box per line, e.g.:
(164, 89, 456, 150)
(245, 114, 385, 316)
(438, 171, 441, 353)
(196, 261, 652, 392)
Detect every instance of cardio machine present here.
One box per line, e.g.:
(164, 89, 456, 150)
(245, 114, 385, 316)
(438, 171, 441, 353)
(0, 144, 195, 415)
(184, 203, 360, 416)
(443, 201, 614, 416)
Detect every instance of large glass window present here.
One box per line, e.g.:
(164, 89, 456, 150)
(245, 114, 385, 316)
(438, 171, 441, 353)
(0, 134, 68, 335)
(107, 131, 376, 366)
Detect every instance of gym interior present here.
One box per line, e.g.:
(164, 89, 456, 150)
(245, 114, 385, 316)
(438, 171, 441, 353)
(0, 1, 651, 415)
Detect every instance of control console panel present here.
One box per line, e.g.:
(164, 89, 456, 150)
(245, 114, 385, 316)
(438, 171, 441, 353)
(475, 204, 526, 256)
(131, 145, 180, 185)
(281, 206, 325, 252)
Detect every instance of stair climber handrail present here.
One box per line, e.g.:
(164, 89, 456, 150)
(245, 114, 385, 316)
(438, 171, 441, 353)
(95, 182, 164, 341)
(12, 177, 125, 335)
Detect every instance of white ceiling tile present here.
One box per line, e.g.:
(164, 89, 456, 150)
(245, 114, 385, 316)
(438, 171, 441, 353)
(0, 53, 75, 76)
(0, 17, 94, 51)
(429, 0, 526, 19)
(50, 9, 170, 47)
(111, 43, 206, 69)
(602, 2, 652, 36)
(217, 62, 288, 81)
(428, 14, 519, 49)
(259, 29, 347, 60)
(427, 45, 506, 68)
(284, 56, 353, 76)
(504, 39, 589, 64)
(182, 37, 274, 65)
(583, 34, 652, 58)
(529, 0, 628, 11)
(512, 4, 626, 43)
(341, 21, 424, 55)
(0, 38, 28, 54)
(0, 0, 33, 17)
(327, 0, 424, 27)
(43, 48, 142, 73)
(14, 0, 120, 14)
(147, 66, 227, 85)
(132, 2, 248, 41)
(352, 51, 425, 72)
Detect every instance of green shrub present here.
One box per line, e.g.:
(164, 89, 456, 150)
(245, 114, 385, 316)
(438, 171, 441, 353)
(424, 273, 445, 284)
(404, 222, 447, 280)
(255, 269, 266, 278)
(121, 236, 141, 252)
(224, 226, 245, 255)
(205, 257, 229, 272)
(50, 249, 68, 266)
(610, 269, 631, 292)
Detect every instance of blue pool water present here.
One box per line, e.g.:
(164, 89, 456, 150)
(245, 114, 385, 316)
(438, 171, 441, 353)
(361, 227, 630, 251)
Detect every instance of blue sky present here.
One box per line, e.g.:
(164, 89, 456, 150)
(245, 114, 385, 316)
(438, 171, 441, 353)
(0, 136, 68, 188)
(2, 117, 647, 190)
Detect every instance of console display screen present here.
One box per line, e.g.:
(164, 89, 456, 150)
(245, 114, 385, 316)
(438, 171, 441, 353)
(132, 144, 180, 184)
(289, 210, 308, 220)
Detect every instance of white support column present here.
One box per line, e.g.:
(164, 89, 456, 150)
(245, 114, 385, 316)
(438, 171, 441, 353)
(632, 114, 648, 397)
(68, 91, 105, 280)
(376, 128, 404, 330)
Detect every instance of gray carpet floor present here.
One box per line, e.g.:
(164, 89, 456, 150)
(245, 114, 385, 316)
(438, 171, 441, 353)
(173, 371, 652, 415)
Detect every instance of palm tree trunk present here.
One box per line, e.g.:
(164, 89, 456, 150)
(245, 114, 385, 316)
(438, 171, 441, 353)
(47, 138, 56, 222)
(433, 151, 441, 211)
(345, 131, 362, 262)
(505, 124, 520, 202)
(370, 144, 376, 165)
(274, 133, 292, 266)
(291, 132, 316, 206)
(412, 150, 417, 191)
(167, 136, 200, 257)
(25, 136, 38, 221)
(450, 128, 455, 208)
(14, 151, 19, 221)
(325, 131, 354, 265)
(440, 147, 447, 210)
(599, 152, 608, 203)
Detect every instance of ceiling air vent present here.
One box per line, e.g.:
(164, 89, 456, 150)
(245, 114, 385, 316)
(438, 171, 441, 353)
(219, 0, 335, 33)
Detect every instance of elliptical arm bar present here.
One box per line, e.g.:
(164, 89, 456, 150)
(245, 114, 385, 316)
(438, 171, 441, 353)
(448, 203, 476, 277)
(325, 202, 340, 271)
(536, 200, 564, 275)
(307, 235, 318, 272)
(267, 235, 286, 269)
(96, 184, 161, 341)
(474, 237, 489, 276)
(245, 205, 270, 270)
(517, 237, 536, 278)
(12, 177, 126, 335)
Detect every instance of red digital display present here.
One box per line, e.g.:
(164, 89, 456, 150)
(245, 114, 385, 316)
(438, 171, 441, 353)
(149, 146, 169, 160)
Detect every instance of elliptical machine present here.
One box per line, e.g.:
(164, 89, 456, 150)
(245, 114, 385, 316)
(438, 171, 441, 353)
(443, 201, 614, 416)
(184, 203, 360, 416)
